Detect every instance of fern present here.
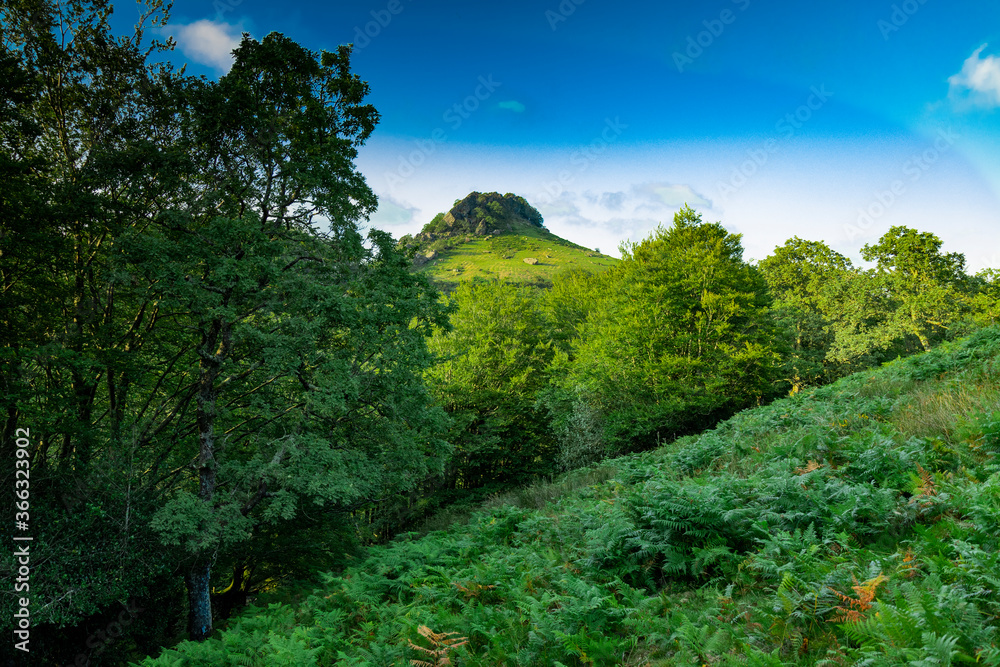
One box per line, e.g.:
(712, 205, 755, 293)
(408, 625, 469, 666)
(910, 632, 960, 667)
(670, 612, 733, 664)
(829, 572, 886, 623)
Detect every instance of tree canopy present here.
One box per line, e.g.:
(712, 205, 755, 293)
(556, 206, 780, 450)
(1, 0, 450, 651)
(861, 225, 968, 351)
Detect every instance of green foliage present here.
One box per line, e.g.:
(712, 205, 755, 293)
(426, 281, 559, 487)
(758, 228, 988, 392)
(135, 325, 1000, 665)
(427, 212, 449, 234)
(7, 0, 1000, 662)
(0, 0, 452, 652)
(542, 267, 603, 352)
(861, 225, 969, 352)
(558, 206, 781, 450)
(758, 238, 856, 388)
(550, 387, 609, 471)
(965, 269, 1000, 328)
(0, 0, 197, 647)
(841, 574, 999, 666)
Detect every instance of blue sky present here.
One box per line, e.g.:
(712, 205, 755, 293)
(127, 0, 1000, 270)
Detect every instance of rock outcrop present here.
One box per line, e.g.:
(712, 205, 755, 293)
(398, 192, 545, 257)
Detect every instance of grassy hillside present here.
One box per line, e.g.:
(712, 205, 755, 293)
(138, 326, 1000, 666)
(415, 223, 617, 289)
(398, 192, 617, 289)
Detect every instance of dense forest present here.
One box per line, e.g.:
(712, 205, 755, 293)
(2, 0, 1000, 665)
(140, 323, 1000, 666)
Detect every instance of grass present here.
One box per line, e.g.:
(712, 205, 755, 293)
(137, 326, 1000, 667)
(415, 224, 617, 290)
(894, 384, 1000, 442)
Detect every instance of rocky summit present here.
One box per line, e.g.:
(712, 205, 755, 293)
(398, 192, 545, 262)
(396, 191, 616, 290)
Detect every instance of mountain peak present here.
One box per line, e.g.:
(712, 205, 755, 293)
(416, 192, 545, 244)
(396, 192, 615, 289)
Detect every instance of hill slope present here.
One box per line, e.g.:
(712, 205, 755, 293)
(398, 192, 617, 289)
(140, 327, 1000, 666)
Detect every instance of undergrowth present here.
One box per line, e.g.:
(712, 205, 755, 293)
(137, 326, 1000, 666)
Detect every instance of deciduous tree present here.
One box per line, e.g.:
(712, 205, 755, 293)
(2, 1, 451, 647)
(426, 281, 556, 488)
(861, 226, 968, 352)
(562, 206, 780, 450)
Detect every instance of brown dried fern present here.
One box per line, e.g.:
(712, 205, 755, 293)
(830, 573, 886, 623)
(409, 625, 469, 667)
(899, 548, 921, 579)
(913, 463, 936, 497)
(795, 460, 822, 475)
(452, 581, 496, 601)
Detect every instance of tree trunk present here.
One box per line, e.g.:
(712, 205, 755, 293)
(185, 559, 213, 641)
(911, 310, 932, 353)
(916, 331, 932, 353)
(185, 317, 228, 640)
(912, 320, 932, 352)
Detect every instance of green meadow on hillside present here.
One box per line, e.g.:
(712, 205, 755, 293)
(414, 225, 617, 289)
(138, 326, 1000, 666)
(397, 191, 618, 290)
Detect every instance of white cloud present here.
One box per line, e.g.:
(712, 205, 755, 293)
(948, 44, 1000, 109)
(598, 191, 626, 211)
(575, 181, 712, 216)
(170, 20, 244, 74)
(535, 181, 714, 253)
(536, 193, 582, 218)
(632, 182, 712, 210)
(368, 193, 420, 228)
